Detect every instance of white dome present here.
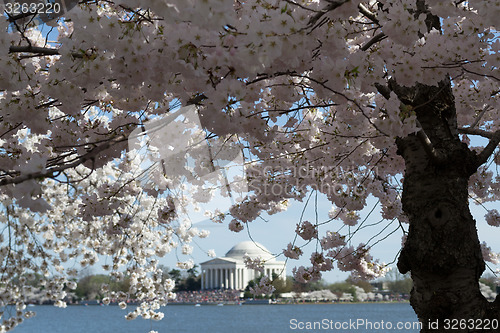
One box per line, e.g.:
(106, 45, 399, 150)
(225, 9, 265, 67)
(225, 241, 275, 261)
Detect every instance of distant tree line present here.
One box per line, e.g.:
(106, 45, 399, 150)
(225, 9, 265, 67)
(18, 267, 496, 302)
(242, 268, 416, 300)
(74, 274, 130, 300)
(71, 265, 203, 300)
(160, 265, 201, 292)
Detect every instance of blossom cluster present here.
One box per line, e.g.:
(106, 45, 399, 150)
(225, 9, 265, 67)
(249, 276, 276, 295)
(283, 243, 303, 260)
(243, 254, 265, 275)
(295, 221, 318, 241)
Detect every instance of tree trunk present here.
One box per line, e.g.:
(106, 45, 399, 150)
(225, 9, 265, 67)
(394, 80, 500, 332)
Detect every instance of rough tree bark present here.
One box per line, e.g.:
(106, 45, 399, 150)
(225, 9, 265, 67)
(394, 79, 500, 332)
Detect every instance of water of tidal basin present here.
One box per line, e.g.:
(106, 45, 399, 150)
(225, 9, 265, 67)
(14, 302, 420, 332)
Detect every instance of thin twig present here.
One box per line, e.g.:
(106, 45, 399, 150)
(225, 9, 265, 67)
(470, 104, 490, 129)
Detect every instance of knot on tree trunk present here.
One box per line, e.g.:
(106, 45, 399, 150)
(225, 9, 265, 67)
(428, 204, 451, 229)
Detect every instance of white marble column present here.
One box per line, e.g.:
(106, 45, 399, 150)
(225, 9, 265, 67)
(201, 269, 205, 290)
(215, 268, 219, 289)
(231, 268, 235, 290)
(224, 269, 228, 289)
(243, 269, 248, 290)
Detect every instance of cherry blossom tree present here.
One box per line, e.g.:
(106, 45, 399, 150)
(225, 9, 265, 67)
(1, 0, 499, 331)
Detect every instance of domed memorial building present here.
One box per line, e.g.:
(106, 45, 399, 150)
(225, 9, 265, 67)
(200, 241, 286, 290)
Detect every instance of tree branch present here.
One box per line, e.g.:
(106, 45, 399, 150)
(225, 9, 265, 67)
(0, 135, 128, 187)
(9, 45, 59, 55)
(470, 104, 490, 129)
(374, 82, 392, 99)
(186, 94, 207, 105)
(9, 45, 83, 58)
(292, 74, 389, 136)
(361, 32, 386, 51)
(475, 129, 500, 168)
(458, 127, 496, 139)
(358, 3, 379, 24)
(307, 0, 350, 28)
(283, 0, 321, 12)
(415, 119, 446, 164)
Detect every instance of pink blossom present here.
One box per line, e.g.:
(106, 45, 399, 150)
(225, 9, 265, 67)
(295, 221, 318, 241)
(321, 231, 346, 250)
(228, 219, 244, 232)
(283, 243, 303, 260)
(485, 209, 500, 227)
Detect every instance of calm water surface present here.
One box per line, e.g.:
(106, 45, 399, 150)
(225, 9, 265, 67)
(13, 303, 420, 332)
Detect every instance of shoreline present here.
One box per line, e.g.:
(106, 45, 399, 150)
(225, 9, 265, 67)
(25, 300, 410, 307)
